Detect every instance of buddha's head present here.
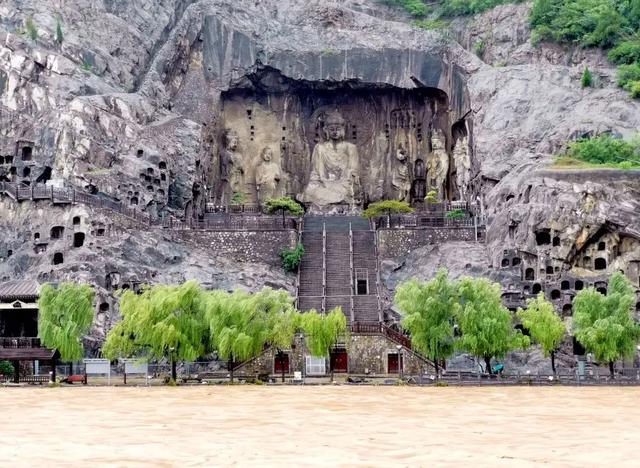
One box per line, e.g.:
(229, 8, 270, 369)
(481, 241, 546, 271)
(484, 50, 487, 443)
(261, 146, 273, 162)
(396, 143, 407, 162)
(224, 129, 239, 151)
(324, 111, 346, 141)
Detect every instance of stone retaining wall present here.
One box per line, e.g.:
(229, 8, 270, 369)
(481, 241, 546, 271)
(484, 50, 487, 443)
(377, 227, 480, 259)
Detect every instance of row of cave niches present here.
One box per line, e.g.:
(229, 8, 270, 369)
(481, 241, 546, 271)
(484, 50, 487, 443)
(0, 215, 107, 268)
(500, 251, 640, 316)
(0, 145, 52, 186)
(135, 155, 170, 204)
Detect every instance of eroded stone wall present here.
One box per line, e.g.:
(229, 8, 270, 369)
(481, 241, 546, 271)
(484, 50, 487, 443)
(377, 227, 480, 259)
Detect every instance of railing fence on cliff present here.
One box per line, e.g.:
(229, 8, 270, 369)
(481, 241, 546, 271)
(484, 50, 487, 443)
(0, 182, 297, 231)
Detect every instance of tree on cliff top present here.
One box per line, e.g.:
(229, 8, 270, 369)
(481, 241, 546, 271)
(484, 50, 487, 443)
(395, 269, 458, 374)
(455, 277, 529, 373)
(573, 272, 639, 377)
(362, 200, 414, 228)
(517, 293, 565, 374)
(38, 283, 94, 365)
(265, 197, 304, 227)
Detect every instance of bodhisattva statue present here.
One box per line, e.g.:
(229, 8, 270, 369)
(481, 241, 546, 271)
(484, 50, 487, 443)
(220, 129, 244, 202)
(255, 146, 281, 203)
(453, 136, 471, 200)
(427, 130, 449, 201)
(301, 111, 361, 210)
(391, 143, 411, 202)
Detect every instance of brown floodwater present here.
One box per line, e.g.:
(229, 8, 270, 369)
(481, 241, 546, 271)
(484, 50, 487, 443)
(1, 386, 638, 467)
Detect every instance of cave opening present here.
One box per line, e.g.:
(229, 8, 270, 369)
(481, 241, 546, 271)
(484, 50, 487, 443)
(551, 289, 561, 300)
(525, 268, 534, 281)
(21, 146, 32, 161)
(52, 252, 63, 265)
(73, 232, 85, 248)
(219, 69, 456, 207)
(73, 216, 81, 225)
(553, 236, 560, 247)
(35, 166, 52, 184)
(50, 226, 64, 239)
(562, 304, 572, 316)
(594, 258, 607, 270)
(532, 283, 542, 294)
(535, 230, 551, 246)
(512, 257, 521, 266)
(575, 280, 584, 290)
(561, 280, 570, 290)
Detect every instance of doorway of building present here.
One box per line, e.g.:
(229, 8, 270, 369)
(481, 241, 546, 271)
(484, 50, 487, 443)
(387, 353, 403, 374)
(274, 353, 290, 374)
(330, 349, 348, 373)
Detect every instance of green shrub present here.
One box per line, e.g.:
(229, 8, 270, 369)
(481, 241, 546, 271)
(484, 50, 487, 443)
(531, 0, 629, 47)
(25, 16, 38, 41)
(581, 67, 593, 87)
(425, 190, 438, 203)
(446, 209, 466, 219)
(231, 191, 247, 205)
(618, 63, 640, 89)
(473, 39, 486, 58)
(629, 80, 640, 98)
(566, 134, 640, 166)
(0, 360, 13, 376)
(608, 38, 640, 64)
(55, 17, 64, 45)
(380, 0, 430, 17)
(413, 19, 449, 30)
(280, 243, 305, 273)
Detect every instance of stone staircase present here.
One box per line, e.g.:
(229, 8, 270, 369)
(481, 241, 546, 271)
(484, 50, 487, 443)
(296, 216, 382, 323)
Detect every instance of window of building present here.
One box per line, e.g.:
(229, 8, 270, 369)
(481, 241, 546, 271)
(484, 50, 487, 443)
(305, 356, 326, 376)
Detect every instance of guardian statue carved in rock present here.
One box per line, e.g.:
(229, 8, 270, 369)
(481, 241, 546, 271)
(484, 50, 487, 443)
(391, 143, 411, 202)
(220, 129, 244, 203)
(453, 136, 471, 201)
(427, 130, 449, 201)
(301, 111, 361, 211)
(255, 146, 281, 203)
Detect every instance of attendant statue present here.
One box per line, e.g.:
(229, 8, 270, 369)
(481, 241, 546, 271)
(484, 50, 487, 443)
(220, 129, 244, 202)
(301, 111, 361, 209)
(427, 130, 449, 200)
(453, 136, 471, 200)
(255, 146, 281, 203)
(391, 143, 411, 202)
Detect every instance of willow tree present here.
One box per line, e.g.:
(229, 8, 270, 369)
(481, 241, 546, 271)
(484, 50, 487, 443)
(264, 290, 300, 382)
(362, 200, 414, 228)
(103, 281, 208, 382)
(395, 269, 458, 374)
(38, 282, 94, 376)
(517, 293, 565, 374)
(456, 277, 529, 374)
(573, 272, 640, 378)
(300, 308, 349, 380)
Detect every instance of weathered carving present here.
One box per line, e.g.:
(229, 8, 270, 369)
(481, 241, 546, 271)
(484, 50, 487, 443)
(411, 159, 426, 201)
(427, 130, 449, 201)
(255, 146, 281, 202)
(301, 111, 361, 210)
(220, 129, 244, 202)
(453, 136, 471, 201)
(391, 143, 411, 202)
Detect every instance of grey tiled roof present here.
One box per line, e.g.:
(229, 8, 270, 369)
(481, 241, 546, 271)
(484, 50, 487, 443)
(0, 280, 40, 300)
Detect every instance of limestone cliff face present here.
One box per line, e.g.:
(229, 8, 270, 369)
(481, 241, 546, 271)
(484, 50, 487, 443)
(1, 0, 639, 355)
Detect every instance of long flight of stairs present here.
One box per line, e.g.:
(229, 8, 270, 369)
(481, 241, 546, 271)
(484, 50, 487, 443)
(297, 216, 382, 323)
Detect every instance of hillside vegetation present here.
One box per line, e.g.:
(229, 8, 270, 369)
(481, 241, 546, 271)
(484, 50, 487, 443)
(383, 0, 640, 97)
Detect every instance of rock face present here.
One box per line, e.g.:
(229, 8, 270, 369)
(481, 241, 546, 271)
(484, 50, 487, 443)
(1, 0, 640, 366)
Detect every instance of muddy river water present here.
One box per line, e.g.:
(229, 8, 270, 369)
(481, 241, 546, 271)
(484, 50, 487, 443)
(1, 386, 638, 466)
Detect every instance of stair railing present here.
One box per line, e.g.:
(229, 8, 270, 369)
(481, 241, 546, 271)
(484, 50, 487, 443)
(295, 218, 304, 310)
(322, 221, 327, 314)
(349, 222, 355, 323)
(372, 228, 384, 322)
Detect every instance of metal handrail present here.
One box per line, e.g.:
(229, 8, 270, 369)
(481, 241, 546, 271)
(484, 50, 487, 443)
(322, 221, 326, 314)
(349, 222, 355, 323)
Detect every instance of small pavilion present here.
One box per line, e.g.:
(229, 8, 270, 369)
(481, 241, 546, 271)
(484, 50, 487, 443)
(0, 280, 58, 383)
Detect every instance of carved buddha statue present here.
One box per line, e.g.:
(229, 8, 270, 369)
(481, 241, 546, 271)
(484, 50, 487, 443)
(301, 111, 361, 210)
(255, 146, 281, 202)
